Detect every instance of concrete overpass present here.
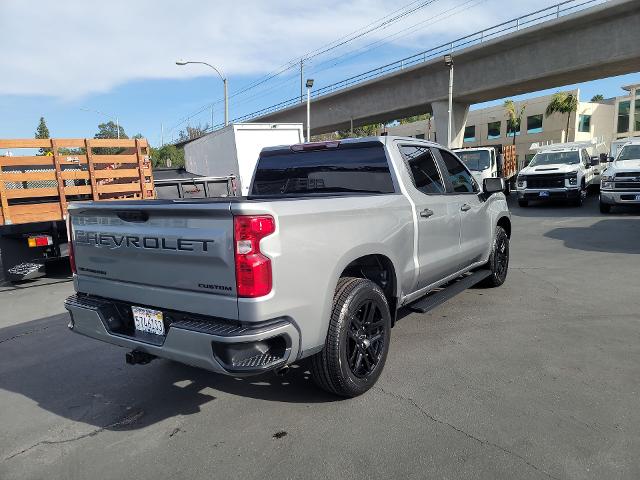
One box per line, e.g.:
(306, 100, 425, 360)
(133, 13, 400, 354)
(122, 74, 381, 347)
(251, 0, 640, 147)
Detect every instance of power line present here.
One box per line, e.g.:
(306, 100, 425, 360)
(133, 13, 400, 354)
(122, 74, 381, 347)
(169, 0, 443, 131)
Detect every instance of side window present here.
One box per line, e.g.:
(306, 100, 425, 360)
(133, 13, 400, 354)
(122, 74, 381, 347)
(582, 149, 590, 167)
(399, 145, 445, 195)
(439, 149, 479, 193)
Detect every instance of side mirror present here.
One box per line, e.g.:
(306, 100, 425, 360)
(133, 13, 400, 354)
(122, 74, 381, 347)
(590, 156, 600, 166)
(483, 177, 505, 195)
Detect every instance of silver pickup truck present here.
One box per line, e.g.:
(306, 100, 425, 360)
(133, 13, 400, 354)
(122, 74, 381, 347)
(65, 137, 511, 397)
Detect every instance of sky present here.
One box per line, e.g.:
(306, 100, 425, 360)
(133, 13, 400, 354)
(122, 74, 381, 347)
(1, 0, 638, 147)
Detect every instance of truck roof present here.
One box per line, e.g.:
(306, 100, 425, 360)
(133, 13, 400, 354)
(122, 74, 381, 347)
(260, 136, 443, 154)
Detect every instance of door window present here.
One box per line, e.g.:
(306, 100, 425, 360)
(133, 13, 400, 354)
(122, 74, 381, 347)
(400, 145, 445, 195)
(439, 149, 479, 193)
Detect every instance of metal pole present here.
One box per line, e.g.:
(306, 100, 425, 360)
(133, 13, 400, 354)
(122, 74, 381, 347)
(116, 117, 120, 140)
(306, 86, 311, 141)
(447, 63, 454, 148)
(300, 59, 304, 104)
(161, 123, 164, 146)
(350, 117, 354, 137)
(223, 78, 229, 126)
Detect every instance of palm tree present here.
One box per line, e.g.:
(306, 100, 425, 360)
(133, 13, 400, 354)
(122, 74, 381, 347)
(504, 100, 525, 146)
(545, 92, 579, 142)
(590, 94, 604, 102)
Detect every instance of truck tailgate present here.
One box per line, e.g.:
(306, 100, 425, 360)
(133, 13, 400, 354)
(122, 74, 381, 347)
(69, 200, 238, 319)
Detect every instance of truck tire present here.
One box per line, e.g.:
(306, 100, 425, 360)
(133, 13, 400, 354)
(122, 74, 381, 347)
(310, 277, 391, 398)
(477, 226, 509, 288)
(599, 201, 611, 214)
(518, 199, 528, 208)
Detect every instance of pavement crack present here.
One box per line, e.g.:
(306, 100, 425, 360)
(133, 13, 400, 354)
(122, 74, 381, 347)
(2, 410, 144, 462)
(375, 387, 560, 480)
(0, 326, 52, 344)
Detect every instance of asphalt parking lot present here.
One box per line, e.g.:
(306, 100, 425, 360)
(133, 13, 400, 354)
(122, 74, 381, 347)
(1, 195, 639, 480)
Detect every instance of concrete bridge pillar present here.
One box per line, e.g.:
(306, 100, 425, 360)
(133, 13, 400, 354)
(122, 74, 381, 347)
(431, 101, 470, 149)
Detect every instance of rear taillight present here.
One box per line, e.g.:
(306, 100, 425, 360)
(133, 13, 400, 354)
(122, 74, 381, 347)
(27, 235, 53, 247)
(233, 215, 275, 298)
(66, 217, 76, 274)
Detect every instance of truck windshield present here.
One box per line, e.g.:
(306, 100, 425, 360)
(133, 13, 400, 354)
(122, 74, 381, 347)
(455, 150, 491, 171)
(529, 151, 580, 166)
(617, 145, 640, 161)
(251, 144, 395, 196)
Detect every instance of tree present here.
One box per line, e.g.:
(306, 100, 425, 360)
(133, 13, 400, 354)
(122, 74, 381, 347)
(35, 117, 51, 155)
(177, 123, 210, 143)
(94, 121, 128, 155)
(399, 113, 431, 125)
(504, 100, 525, 146)
(95, 121, 128, 141)
(590, 94, 604, 102)
(545, 92, 579, 142)
(150, 144, 185, 168)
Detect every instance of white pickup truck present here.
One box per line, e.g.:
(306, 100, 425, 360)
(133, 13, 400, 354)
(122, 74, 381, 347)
(453, 146, 516, 194)
(516, 144, 598, 207)
(600, 141, 640, 213)
(65, 137, 511, 397)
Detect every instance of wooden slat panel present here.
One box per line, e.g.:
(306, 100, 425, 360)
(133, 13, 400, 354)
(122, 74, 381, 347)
(60, 170, 90, 180)
(0, 156, 55, 167)
(1, 171, 57, 182)
(10, 209, 64, 224)
(135, 138, 148, 199)
(64, 185, 92, 195)
(91, 154, 139, 164)
(90, 139, 144, 147)
(54, 139, 88, 148)
(5, 188, 60, 199)
(97, 182, 141, 194)
(0, 165, 10, 224)
(93, 168, 139, 179)
(10, 203, 62, 215)
(85, 139, 99, 201)
(0, 139, 54, 148)
(51, 139, 68, 216)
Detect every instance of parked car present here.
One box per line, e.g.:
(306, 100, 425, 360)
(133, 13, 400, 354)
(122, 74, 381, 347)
(516, 143, 598, 207)
(64, 137, 511, 397)
(600, 140, 640, 213)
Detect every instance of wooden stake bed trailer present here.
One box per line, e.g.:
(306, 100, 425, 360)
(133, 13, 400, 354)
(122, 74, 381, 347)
(0, 138, 154, 281)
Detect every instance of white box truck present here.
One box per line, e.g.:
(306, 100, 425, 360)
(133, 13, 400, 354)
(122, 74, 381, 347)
(184, 123, 304, 196)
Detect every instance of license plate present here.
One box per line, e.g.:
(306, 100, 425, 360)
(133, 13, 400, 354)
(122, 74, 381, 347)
(539, 191, 550, 197)
(132, 306, 165, 336)
(635, 195, 640, 201)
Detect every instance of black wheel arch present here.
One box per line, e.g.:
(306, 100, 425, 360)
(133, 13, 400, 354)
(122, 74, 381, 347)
(340, 254, 398, 325)
(496, 216, 511, 238)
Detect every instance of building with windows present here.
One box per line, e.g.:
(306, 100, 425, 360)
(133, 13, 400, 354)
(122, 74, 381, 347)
(386, 88, 621, 164)
(614, 84, 640, 140)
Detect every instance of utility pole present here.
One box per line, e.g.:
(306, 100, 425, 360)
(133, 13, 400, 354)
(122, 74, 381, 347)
(160, 123, 164, 146)
(306, 79, 314, 141)
(300, 59, 304, 104)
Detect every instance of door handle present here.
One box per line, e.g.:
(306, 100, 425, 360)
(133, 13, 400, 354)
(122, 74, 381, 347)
(420, 208, 434, 218)
(460, 204, 471, 212)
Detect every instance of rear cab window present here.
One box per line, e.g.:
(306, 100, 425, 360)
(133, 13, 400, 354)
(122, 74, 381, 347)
(250, 141, 396, 197)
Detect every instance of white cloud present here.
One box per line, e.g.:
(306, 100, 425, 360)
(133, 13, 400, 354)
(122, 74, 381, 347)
(0, 0, 560, 99)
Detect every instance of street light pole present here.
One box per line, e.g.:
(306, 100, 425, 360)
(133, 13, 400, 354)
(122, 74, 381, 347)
(306, 78, 314, 142)
(176, 60, 229, 127)
(444, 54, 454, 148)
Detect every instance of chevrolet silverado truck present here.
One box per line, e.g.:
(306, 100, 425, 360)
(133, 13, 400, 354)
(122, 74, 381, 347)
(64, 138, 511, 397)
(516, 143, 597, 207)
(600, 141, 640, 213)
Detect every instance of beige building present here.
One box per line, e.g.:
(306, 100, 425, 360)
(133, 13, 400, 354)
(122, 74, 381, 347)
(613, 84, 640, 140)
(387, 88, 618, 164)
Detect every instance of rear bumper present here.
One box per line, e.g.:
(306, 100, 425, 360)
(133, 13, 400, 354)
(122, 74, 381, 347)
(64, 294, 301, 376)
(600, 190, 640, 205)
(517, 188, 581, 201)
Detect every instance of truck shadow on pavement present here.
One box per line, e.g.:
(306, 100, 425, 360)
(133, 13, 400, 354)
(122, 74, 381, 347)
(0, 314, 338, 434)
(545, 219, 640, 254)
